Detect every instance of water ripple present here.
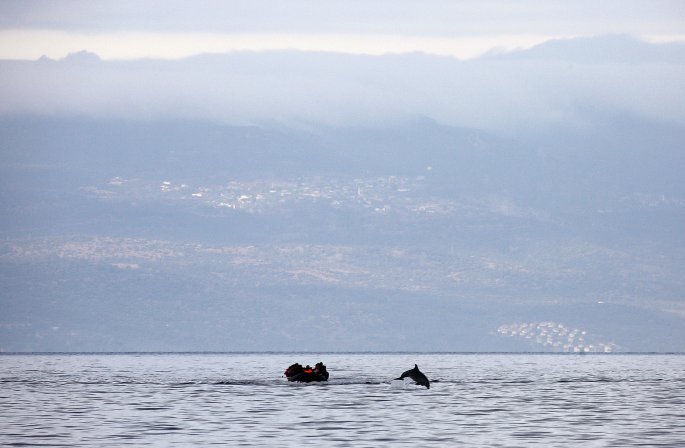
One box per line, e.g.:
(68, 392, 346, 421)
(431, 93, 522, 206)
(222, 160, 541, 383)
(1, 354, 684, 446)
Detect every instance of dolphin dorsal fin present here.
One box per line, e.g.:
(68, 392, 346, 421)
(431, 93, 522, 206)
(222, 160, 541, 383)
(414, 364, 418, 369)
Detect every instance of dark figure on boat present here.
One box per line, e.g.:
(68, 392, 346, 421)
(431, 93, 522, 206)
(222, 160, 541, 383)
(284, 362, 329, 382)
(395, 364, 430, 388)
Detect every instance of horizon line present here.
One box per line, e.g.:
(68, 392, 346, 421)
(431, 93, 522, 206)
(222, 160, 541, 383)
(1, 351, 682, 355)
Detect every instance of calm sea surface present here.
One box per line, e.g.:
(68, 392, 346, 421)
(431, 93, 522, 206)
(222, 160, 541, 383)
(1, 353, 684, 447)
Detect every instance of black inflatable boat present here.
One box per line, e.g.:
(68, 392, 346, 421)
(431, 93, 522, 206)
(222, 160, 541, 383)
(284, 362, 329, 382)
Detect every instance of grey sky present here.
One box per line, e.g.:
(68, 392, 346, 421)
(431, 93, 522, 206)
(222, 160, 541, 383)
(1, 0, 683, 36)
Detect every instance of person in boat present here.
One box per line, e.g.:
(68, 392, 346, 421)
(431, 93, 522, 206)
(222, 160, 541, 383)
(284, 363, 304, 377)
(314, 362, 329, 380)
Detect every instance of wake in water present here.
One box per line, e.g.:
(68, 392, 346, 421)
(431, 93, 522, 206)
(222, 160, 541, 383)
(0, 375, 436, 387)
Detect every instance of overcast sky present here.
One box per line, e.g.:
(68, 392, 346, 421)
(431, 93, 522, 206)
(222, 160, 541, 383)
(1, 0, 684, 60)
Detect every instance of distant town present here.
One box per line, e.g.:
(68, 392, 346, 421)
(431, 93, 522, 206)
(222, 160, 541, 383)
(83, 174, 685, 222)
(95, 174, 461, 217)
(497, 321, 618, 353)
(4, 173, 683, 352)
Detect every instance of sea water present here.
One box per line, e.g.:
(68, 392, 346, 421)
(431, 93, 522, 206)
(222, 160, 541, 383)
(1, 353, 683, 446)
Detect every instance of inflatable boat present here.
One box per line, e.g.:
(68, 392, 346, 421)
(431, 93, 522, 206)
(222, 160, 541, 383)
(284, 362, 329, 382)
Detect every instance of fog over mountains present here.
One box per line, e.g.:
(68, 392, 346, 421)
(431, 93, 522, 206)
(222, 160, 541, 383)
(2, 35, 685, 130)
(1, 35, 684, 352)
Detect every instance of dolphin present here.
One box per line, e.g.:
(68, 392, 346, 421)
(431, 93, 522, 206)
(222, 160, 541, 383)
(395, 364, 430, 389)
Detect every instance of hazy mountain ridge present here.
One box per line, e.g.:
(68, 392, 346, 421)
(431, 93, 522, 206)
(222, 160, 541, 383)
(1, 35, 684, 351)
(19, 34, 685, 65)
(485, 34, 685, 63)
(2, 35, 684, 130)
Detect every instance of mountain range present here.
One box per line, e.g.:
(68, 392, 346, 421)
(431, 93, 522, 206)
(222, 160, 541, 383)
(1, 35, 684, 352)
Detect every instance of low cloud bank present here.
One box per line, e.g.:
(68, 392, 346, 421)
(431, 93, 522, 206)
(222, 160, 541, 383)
(0, 36, 683, 133)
